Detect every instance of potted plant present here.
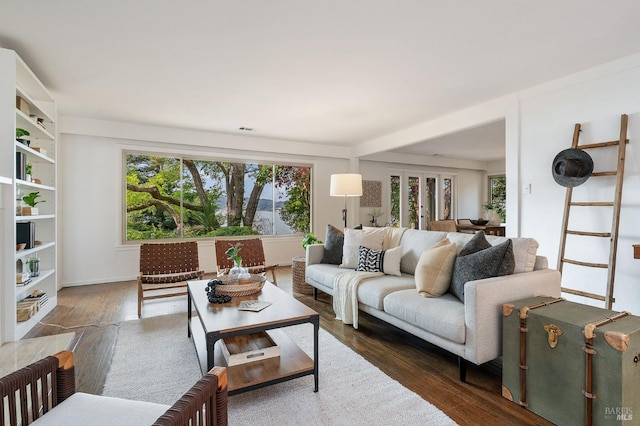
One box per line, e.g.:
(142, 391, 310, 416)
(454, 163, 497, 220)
(26, 257, 40, 277)
(301, 233, 323, 250)
(22, 191, 45, 216)
(25, 163, 32, 182)
(16, 128, 30, 146)
(224, 242, 249, 279)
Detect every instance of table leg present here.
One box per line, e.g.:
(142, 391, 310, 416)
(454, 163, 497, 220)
(187, 290, 192, 338)
(207, 333, 220, 372)
(313, 316, 319, 392)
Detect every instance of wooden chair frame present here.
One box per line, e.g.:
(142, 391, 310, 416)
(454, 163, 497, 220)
(214, 238, 278, 285)
(0, 350, 228, 425)
(428, 220, 457, 232)
(138, 241, 204, 317)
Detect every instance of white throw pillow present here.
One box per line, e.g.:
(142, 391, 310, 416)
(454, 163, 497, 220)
(415, 238, 457, 297)
(340, 228, 386, 269)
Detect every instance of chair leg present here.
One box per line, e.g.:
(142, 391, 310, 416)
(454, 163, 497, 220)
(313, 288, 318, 300)
(271, 270, 278, 286)
(137, 281, 142, 318)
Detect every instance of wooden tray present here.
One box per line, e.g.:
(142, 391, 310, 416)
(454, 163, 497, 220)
(220, 331, 280, 366)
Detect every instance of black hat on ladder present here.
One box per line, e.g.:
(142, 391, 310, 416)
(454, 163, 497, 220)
(552, 148, 594, 187)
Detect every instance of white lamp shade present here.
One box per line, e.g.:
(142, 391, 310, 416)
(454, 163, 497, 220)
(330, 173, 363, 197)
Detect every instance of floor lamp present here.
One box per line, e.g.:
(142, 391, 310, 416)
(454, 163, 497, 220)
(330, 173, 363, 228)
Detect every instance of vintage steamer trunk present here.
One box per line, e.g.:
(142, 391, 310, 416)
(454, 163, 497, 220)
(502, 296, 640, 425)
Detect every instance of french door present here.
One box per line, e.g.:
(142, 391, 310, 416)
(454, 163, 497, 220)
(390, 172, 455, 229)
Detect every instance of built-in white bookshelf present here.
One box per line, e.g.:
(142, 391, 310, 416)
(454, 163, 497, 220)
(1, 47, 57, 342)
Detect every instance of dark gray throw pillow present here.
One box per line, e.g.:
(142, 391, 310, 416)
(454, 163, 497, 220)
(450, 238, 515, 302)
(321, 224, 344, 264)
(459, 231, 491, 256)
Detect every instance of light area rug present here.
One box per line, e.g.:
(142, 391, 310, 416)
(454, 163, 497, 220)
(103, 313, 456, 425)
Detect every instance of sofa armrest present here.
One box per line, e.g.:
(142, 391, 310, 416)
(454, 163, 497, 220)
(306, 244, 324, 266)
(463, 269, 561, 365)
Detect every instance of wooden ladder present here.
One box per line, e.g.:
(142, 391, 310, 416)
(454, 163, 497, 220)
(557, 114, 628, 309)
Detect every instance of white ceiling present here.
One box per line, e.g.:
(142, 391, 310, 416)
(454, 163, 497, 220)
(1, 1, 640, 161)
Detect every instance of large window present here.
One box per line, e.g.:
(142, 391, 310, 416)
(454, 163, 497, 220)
(125, 152, 312, 241)
(389, 172, 455, 229)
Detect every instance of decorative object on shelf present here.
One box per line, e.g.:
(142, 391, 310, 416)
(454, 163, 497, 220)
(16, 127, 30, 146)
(214, 274, 266, 296)
(16, 222, 36, 249)
(16, 152, 27, 180)
(470, 219, 489, 226)
(369, 207, 384, 227)
(16, 243, 26, 251)
(482, 202, 502, 226)
(22, 191, 44, 216)
(26, 257, 40, 277)
(24, 163, 32, 182)
(330, 173, 363, 228)
(16, 97, 30, 115)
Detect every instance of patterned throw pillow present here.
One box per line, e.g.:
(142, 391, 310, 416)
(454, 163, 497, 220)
(354, 245, 403, 275)
(356, 246, 385, 272)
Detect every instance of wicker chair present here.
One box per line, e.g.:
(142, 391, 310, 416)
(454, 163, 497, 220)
(214, 238, 278, 285)
(138, 241, 204, 318)
(0, 350, 228, 426)
(428, 220, 458, 232)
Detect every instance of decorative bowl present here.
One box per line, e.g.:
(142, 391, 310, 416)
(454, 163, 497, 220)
(214, 274, 266, 297)
(16, 243, 26, 251)
(470, 219, 489, 226)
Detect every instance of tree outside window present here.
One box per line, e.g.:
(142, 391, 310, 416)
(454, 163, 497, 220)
(488, 175, 506, 223)
(125, 153, 311, 241)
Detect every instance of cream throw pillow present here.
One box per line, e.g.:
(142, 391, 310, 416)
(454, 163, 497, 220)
(340, 227, 386, 269)
(415, 238, 457, 298)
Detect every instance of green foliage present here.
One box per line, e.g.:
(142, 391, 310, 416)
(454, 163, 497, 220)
(125, 153, 311, 241)
(302, 233, 323, 249)
(25, 164, 32, 175)
(277, 166, 311, 233)
(22, 192, 44, 207)
(224, 242, 243, 266)
(487, 176, 507, 222)
(16, 128, 29, 138)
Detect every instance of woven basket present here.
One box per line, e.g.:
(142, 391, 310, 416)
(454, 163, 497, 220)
(215, 274, 266, 297)
(292, 256, 313, 295)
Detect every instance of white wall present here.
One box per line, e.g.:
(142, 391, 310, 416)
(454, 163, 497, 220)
(518, 54, 640, 312)
(58, 127, 349, 286)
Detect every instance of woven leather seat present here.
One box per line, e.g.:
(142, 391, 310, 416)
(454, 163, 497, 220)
(214, 238, 278, 285)
(137, 241, 204, 317)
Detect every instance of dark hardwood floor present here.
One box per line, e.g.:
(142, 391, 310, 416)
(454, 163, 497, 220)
(25, 268, 552, 425)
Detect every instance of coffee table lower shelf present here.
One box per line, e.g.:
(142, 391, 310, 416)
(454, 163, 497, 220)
(190, 318, 315, 395)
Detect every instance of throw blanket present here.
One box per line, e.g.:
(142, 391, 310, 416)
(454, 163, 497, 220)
(333, 271, 383, 329)
(383, 227, 407, 249)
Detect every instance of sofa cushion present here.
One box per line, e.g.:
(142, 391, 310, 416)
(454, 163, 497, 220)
(383, 290, 466, 344)
(305, 263, 342, 291)
(341, 227, 386, 269)
(321, 224, 344, 264)
(415, 238, 457, 297)
(356, 274, 416, 310)
(356, 245, 402, 276)
(30, 392, 169, 426)
(450, 238, 515, 302)
(447, 232, 539, 273)
(398, 229, 449, 274)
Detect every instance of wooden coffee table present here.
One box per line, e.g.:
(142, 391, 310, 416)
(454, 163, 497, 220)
(187, 279, 319, 395)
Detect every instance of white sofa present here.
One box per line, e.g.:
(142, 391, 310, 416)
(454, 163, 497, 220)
(305, 228, 561, 381)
